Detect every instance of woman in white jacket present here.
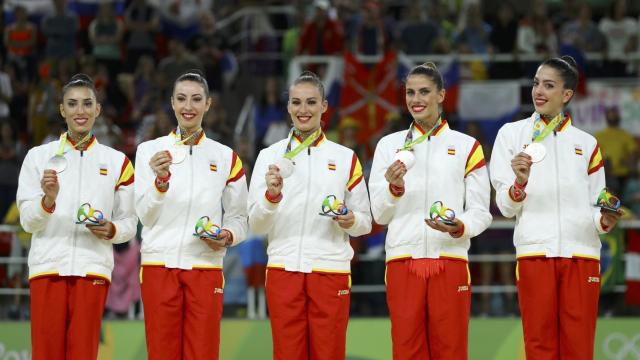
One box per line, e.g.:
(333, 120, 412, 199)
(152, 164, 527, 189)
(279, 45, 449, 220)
(135, 71, 248, 360)
(17, 73, 137, 360)
(248, 71, 372, 360)
(490, 55, 622, 359)
(369, 63, 492, 359)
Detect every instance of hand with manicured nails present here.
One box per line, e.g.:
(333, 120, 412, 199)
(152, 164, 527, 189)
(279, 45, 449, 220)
(385, 160, 407, 187)
(201, 229, 232, 251)
(87, 219, 115, 240)
(511, 152, 532, 185)
(265, 165, 283, 197)
(425, 217, 464, 237)
(333, 210, 355, 229)
(41, 169, 59, 208)
(149, 151, 172, 179)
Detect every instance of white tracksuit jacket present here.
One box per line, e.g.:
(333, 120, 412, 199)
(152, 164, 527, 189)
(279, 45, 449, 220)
(248, 132, 372, 273)
(17, 136, 136, 280)
(369, 120, 492, 262)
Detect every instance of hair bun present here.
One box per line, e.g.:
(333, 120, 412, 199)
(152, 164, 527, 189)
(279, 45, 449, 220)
(185, 68, 205, 77)
(69, 73, 93, 84)
(422, 62, 438, 70)
(299, 70, 320, 80)
(560, 55, 577, 69)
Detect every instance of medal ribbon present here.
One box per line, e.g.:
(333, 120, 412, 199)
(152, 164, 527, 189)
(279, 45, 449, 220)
(174, 127, 202, 146)
(531, 112, 563, 143)
(401, 117, 442, 151)
(284, 128, 322, 160)
(55, 131, 92, 156)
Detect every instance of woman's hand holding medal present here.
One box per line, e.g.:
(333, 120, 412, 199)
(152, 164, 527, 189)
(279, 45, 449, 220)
(150, 151, 172, 190)
(385, 160, 407, 187)
(265, 165, 283, 198)
(41, 169, 59, 208)
(511, 152, 532, 185)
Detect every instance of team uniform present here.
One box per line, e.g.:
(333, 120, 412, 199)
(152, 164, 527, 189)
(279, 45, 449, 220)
(248, 132, 371, 360)
(17, 135, 136, 360)
(369, 120, 491, 360)
(135, 130, 248, 360)
(490, 114, 608, 359)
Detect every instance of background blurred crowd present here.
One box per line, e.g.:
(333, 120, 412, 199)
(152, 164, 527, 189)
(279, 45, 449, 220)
(0, 0, 639, 320)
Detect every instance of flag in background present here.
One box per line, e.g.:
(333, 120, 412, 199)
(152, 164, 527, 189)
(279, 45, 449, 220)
(440, 57, 460, 115)
(339, 51, 399, 143)
(625, 229, 640, 305)
(599, 227, 625, 293)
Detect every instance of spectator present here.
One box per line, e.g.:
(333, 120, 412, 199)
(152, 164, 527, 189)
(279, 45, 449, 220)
(0, 56, 13, 123)
(517, 0, 557, 55)
(129, 55, 158, 123)
(351, 1, 393, 56)
(247, 12, 279, 75)
(0, 121, 25, 219)
(203, 93, 233, 147)
(41, 0, 79, 60)
(190, 11, 227, 94)
(157, 39, 203, 97)
(4, 5, 37, 81)
(595, 107, 637, 194)
(253, 77, 286, 155)
(560, 4, 606, 53)
(489, 2, 519, 78)
(298, 0, 344, 55)
(397, 2, 439, 55)
(89, 2, 125, 79)
(598, 0, 638, 76)
(124, 0, 160, 71)
(158, 0, 212, 41)
(105, 239, 141, 319)
(455, 3, 491, 55)
(27, 62, 61, 145)
(490, 2, 518, 54)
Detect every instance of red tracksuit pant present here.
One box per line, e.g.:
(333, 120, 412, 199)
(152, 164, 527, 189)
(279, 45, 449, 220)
(517, 257, 600, 360)
(386, 259, 471, 360)
(265, 268, 351, 360)
(30, 275, 109, 360)
(140, 266, 224, 360)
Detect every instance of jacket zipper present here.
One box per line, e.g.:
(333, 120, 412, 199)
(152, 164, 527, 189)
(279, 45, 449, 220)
(553, 132, 562, 255)
(70, 150, 83, 274)
(297, 147, 312, 270)
(424, 136, 431, 257)
(177, 145, 195, 267)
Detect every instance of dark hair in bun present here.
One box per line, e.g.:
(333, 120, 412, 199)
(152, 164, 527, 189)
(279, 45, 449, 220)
(541, 56, 579, 91)
(405, 62, 444, 91)
(62, 73, 97, 99)
(291, 70, 325, 100)
(174, 70, 210, 97)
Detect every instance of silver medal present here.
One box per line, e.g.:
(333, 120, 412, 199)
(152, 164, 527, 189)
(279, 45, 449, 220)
(524, 143, 546, 163)
(393, 150, 415, 169)
(275, 158, 295, 178)
(170, 146, 187, 164)
(46, 155, 68, 173)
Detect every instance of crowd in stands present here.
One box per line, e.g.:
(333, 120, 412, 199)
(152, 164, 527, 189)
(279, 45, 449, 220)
(0, 0, 639, 319)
